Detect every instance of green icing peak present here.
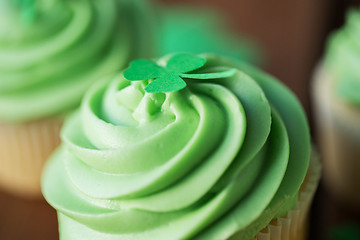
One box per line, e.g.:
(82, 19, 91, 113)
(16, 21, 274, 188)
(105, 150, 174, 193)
(116, 80, 167, 123)
(42, 54, 310, 239)
(325, 8, 360, 106)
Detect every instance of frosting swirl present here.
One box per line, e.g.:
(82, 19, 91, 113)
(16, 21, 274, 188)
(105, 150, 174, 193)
(42, 54, 310, 240)
(0, 0, 153, 122)
(325, 8, 360, 106)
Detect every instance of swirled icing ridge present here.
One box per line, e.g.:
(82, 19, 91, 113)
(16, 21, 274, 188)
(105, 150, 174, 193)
(325, 8, 360, 106)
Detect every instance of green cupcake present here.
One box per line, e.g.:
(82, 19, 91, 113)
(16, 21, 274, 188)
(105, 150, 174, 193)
(313, 8, 360, 209)
(0, 0, 154, 197)
(42, 53, 320, 239)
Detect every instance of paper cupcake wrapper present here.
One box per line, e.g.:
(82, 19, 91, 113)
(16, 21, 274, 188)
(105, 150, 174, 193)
(254, 151, 321, 240)
(312, 64, 360, 208)
(0, 118, 62, 198)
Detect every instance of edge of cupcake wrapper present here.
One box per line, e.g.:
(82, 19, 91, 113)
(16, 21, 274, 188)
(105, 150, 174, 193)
(255, 151, 321, 240)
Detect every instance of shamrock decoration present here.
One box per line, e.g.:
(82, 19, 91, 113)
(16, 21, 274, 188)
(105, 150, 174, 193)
(123, 53, 236, 93)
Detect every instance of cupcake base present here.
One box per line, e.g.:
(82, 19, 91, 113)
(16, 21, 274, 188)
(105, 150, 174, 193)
(55, 152, 320, 240)
(0, 118, 62, 198)
(312, 65, 360, 209)
(253, 151, 321, 240)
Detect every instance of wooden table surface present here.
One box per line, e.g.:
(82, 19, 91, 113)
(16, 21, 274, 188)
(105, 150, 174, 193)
(0, 190, 58, 240)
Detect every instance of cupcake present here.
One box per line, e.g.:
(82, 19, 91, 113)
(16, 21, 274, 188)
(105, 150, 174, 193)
(0, 0, 153, 197)
(312, 8, 360, 209)
(42, 53, 320, 240)
(156, 6, 260, 64)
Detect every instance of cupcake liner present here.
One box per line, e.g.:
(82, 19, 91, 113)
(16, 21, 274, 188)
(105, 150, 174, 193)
(254, 151, 321, 240)
(0, 118, 62, 198)
(312, 64, 360, 208)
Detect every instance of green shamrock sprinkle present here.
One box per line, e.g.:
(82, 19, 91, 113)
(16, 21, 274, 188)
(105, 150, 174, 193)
(123, 53, 236, 93)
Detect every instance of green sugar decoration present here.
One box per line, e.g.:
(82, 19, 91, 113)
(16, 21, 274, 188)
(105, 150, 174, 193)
(124, 53, 236, 93)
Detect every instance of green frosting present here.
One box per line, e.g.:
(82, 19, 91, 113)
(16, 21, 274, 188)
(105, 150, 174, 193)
(42, 54, 310, 240)
(0, 0, 154, 122)
(325, 8, 360, 106)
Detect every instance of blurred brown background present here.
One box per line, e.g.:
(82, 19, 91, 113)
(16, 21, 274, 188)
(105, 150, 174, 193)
(160, 0, 354, 116)
(1, 0, 360, 239)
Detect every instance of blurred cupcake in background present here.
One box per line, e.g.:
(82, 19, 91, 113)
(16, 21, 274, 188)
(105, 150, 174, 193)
(156, 5, 261, 65)
(312, 8, 360, 209)
(0, 0, 154, 198)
